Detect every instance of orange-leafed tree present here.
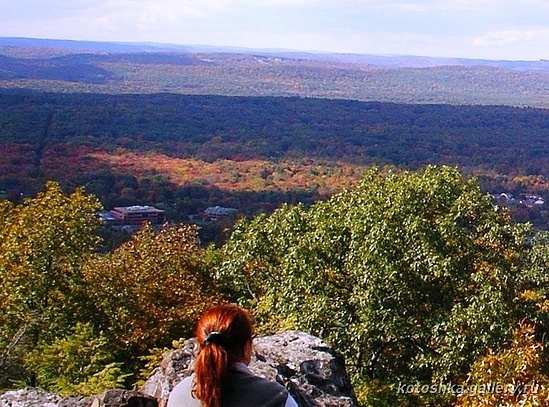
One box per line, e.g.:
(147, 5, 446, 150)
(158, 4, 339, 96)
(82, 223, 222, 356)
(455, 323, 549, 407)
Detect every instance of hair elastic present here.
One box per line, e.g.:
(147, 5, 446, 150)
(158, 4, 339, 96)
(204, 331, 225, 346)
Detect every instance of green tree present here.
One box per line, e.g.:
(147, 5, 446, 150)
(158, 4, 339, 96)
(217, 166, 529, 404)
(514, 231, 549, 332)
(24, 322, 128, 396)
(0, 181, 102, 387)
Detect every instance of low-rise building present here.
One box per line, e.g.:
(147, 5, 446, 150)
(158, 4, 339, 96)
(204, 205, 238, 221)
(99, 205, 165, 226)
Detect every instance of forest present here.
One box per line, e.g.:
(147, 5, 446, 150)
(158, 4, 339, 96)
(1, 43, 548, 108)
(1, 169, 548, 407)
(1, 89, 548, 232)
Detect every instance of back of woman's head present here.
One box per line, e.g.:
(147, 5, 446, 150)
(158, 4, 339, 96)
(193, 304, 254, 407)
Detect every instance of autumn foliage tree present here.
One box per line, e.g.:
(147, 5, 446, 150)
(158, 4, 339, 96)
(454, 232, 549, 407)
(454, 323, 549, 407)
(82, 223, 221, 357)
(0, 181, 102, 387)
(217, 165, 530, 405)
(0, 182, 223, 392)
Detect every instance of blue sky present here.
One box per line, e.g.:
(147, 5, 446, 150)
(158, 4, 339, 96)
(1, 0, 548, 60)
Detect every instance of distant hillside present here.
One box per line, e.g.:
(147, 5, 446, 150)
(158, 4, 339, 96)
(1, 90, 548, 177)
(2, 37, 548, 70)
(0, 39, 547, 230)
(1, 37, 548, 108)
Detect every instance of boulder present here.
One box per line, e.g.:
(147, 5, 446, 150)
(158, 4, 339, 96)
(86, 390, 156, 407)
(0, 387, 62, 407)
(0, 389, 155, 407)
(141, 330, 358, 407)
(1, 331, 357, 407)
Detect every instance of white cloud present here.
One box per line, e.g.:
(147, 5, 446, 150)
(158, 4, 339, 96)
(0, 0, 547, 59)
(472, 26, 549, 58)
(475, 29, 532, 47)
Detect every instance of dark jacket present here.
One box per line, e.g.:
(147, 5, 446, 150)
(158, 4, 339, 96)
(167, 362, 293, 407)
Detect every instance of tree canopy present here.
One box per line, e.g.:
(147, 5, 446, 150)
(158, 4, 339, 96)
(82, 222, 220, 354)
(1, 169, 548, 406)
(0, 182, 223, 391)
(217, 165, 533, 402)
(0, 181, 102, 387)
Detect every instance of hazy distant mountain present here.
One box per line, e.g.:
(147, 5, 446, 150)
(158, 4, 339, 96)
(1, 37, 548, 108)
(0, 37, 172, 53)
(1, 37, 548, 71)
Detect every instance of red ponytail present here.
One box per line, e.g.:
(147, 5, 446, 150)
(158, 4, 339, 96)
(192, 305, 254, 407)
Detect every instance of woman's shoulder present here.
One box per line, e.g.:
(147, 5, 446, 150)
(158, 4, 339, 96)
(167, 375, 201, 407)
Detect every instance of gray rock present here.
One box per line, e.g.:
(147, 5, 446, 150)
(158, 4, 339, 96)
(141, 330, 358, 407)
(58, 395, 94, 407)
(0, 387, 62, 407)
(0, 389, 155, 407)
(1, 331, 357, 407)
(87, 390, 157, 407)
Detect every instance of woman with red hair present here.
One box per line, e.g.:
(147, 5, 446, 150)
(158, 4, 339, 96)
(167, 304, 298, 407)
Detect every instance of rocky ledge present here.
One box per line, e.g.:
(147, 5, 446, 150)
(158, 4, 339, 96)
(1, 331, 357, 407)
